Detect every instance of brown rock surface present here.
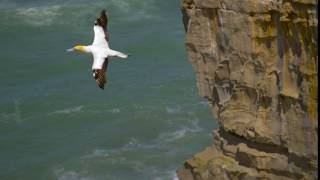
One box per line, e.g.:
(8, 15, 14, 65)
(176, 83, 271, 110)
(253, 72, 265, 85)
(178, 0, 318, 179)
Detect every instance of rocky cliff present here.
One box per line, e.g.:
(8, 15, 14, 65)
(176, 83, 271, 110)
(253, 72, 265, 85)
(178, 0, 318, 179)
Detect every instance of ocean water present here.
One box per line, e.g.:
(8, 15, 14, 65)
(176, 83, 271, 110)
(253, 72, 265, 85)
(0, 0, 217, 179)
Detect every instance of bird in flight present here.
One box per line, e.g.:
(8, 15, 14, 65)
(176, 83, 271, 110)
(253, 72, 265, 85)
(67, 9, 129, 89)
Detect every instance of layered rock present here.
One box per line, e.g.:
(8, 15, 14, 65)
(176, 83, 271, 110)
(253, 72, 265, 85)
(178, 0, 318, 179)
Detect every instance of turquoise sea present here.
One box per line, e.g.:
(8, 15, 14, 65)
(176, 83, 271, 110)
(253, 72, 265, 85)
(0, 0, 217, 179)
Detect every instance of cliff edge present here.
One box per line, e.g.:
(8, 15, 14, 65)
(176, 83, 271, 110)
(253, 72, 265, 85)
(178, 0, 318, 179)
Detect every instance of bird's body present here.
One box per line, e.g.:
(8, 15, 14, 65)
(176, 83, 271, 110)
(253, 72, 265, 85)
(79, 36, 127, 70)
(68, 9, 128, 89)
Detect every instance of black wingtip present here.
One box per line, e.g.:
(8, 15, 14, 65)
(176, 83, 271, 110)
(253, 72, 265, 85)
(101, 9, 107, 15)
(98, 85, 104, 90)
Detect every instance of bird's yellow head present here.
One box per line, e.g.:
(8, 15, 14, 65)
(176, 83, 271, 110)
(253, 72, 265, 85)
(67, 45, 86, 53)
(74, 45, 86, 52)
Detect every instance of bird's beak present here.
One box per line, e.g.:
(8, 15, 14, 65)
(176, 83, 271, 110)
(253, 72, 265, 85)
(66, 48, 74, 52)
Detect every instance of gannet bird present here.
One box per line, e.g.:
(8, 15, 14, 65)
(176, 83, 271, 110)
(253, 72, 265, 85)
(67, 9, 128, 89)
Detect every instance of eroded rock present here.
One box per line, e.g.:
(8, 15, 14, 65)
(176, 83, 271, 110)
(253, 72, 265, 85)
(178, 0, 318, 179)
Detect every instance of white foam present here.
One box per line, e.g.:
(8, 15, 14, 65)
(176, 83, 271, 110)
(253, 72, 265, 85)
(118, 138, 156, 152)
(109, 108, 120, 113)
(54, 105, 84, 114)
(82, 139, 143, 160)
(109, 0, 130, 13)
(16, 5, 62, 26)
(188, 118, 202, 132)
(157, 129, 188, 143)
(123, 138, 140, 148)
(0, 100, 24, 123)
(155, 117, 202, 144)
(1, 0, 161, 27)
(54, 168, 91, 180)
(165, 106, 182, 114)
(166, 170, 179, 180)
(83, 149, 109, 159)
(151, 169, 180, 180)
(171, 171, 179, 180)
(197, 101, 209, 106)
(108, 0, 159, 21)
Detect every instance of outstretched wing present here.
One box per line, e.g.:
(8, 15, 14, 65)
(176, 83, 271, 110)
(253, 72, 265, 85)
(92, 9, 110, 89)
(93, 60, 109, 89)
(93, 25, 108, 47)
(95, 9, 109, 41)
(92, 9, 109, 47)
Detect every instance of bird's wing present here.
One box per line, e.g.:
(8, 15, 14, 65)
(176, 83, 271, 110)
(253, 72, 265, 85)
(91, 9, 110, 89)
(96, 9, 109, 41)
(93, 59, 109, 89)
(92, 9, 109, 47)
(92, 25, 109, 48)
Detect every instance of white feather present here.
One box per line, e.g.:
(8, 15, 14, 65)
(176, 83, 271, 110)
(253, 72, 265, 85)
(90, 25, 128, 70)
(92, 25, 109, 48)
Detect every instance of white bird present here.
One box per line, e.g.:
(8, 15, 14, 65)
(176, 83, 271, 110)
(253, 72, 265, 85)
(67, 9, 129, 89)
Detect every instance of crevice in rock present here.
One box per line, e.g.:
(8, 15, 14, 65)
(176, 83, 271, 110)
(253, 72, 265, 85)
(219, 129, 317, 172)
(218, 129, 288, 154)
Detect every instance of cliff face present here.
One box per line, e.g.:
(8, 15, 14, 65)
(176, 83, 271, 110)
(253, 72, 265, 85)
(178, 0, 318, 179)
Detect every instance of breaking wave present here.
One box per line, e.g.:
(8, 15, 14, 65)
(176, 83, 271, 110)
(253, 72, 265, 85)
(0, 0, 160, 27)
(16, 5, 62, 26)
(153, 170, 179, 180)
(156, 119, 202, 144)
